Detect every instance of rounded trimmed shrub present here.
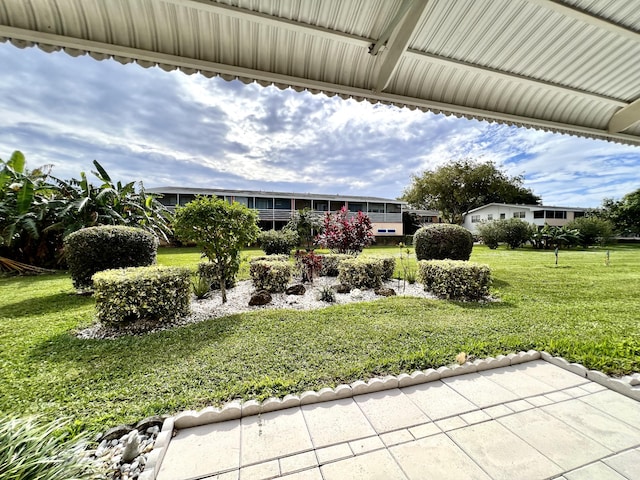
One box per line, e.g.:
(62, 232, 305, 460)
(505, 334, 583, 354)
(64, 226, 158, 289)
(414, 224, 473, 261)
(258, 229, 298, 255)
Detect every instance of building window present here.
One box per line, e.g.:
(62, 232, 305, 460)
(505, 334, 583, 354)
(234, 196, 253, 208)
(255, 197, 273, 209)
(314, 200, 328, 211)
(157, 193, 177, 206)
(574, 211, 585, 218)
(555, 211, 567, 219)
(295, 199, 311, 210)
(533, 210, 544, 219)
(487, 214, 493, 221)
(330, 201, 345, 211)
(178, 194, 195, 205)
(500, 213, 506, 219)
(513, 211, 526, 219)
(368, 203, 385, 213)
(348, 202, 364, 212)
(387, 203, 402, 213)
(274, 198, 291, 210)
(471, 215, 481, 223)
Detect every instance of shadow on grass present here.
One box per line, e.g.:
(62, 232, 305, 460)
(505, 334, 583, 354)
(0, 292, 93, 319)
(27, 312, 246, 368)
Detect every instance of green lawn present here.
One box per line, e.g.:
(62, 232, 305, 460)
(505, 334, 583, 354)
(0, 244, 638, 433)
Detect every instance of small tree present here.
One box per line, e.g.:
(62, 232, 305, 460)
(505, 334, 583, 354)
(566, 216, 614, 247)
(285, 208, 323, 250)
(173, 196, 259, 303)
(316, 206, 374, 255)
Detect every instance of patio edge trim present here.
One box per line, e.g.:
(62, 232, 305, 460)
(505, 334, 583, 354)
(141, 350, 640, 480)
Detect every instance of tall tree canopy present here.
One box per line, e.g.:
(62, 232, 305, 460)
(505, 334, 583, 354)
(599, 188, 640, 236)
(401, 158, 541, 224)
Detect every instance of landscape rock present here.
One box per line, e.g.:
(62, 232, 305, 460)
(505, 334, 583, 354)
(332, 283, 351, 294)
(100, 425, 134, 442)
(286, 284, 306, 295)
(134, 416, 165, 433)
(374, 287, 396, 297)
(122, 430, 141, 463)
(249, 290, 272, 306)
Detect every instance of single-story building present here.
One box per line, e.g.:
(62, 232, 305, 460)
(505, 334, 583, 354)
(462, 203, 588, 234)
(148, 187, 406, 237)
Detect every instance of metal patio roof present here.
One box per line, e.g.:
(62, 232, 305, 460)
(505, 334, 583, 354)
(1, 0, 639, 145)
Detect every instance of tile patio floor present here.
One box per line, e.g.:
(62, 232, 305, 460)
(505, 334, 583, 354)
(156, 360, 640, 480)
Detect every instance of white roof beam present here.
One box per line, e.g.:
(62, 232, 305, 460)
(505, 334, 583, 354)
(372, 0, 430, 93)
(162, 0, 372, 48)
(609, 98, 640, 133)
(369, 1, 415, 56)
(527, 0, 640, 41)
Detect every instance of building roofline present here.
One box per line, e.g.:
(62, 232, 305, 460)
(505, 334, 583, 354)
(464, 203, 589, 215)
(147, 186, 405, 204)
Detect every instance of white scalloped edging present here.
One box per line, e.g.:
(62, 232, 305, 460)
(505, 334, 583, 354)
(141, 349, 640, 479)
(539, 351, 640, 402)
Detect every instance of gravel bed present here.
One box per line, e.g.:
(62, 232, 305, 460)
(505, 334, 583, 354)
(76, 277, 435, 340)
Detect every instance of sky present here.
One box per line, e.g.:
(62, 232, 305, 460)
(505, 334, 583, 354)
(1, 42, 639, 208)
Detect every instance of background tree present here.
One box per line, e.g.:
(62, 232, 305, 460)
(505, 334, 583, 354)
(598, 189, 640, 236)
(285, 207, 323, 250)
(173, 196, 260, 303)
(401, 158, 540, 224)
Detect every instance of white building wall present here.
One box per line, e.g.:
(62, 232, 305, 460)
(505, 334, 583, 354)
(463, 205, 532, 234)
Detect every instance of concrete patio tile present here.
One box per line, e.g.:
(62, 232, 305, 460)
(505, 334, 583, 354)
(408, 421, 440, 439)
(579, 390, 640, 429)
(526, 395, 554, 407)
(157, 420, 240, 480)
(354, 389, 430, 433)
(603, 449, 640, 479)
(519, 360, 589, 390)
(543, 399, 640, 451)
(480, 365, 557, 397)
(315, 443, 352, 464)
(279, 451, 318, 476)
(544, 390, 573, 403)
(402, 380, 477, 419)
(498, 408, 612, 470)
(434, 416, 467, 432)
(278, 468, 323, 480)
(239, 460, 279, 480)
(349, 435, 384, 455)
(320, 449, 408, 480)
(240, 409, 313, 465)
(380, 429, 413, 447)
(564, 386, 591, 398)
(449, 421, 563, 480)
(460, 409, 491, 425)
(564, 462, 628, 480)
(301, 398, 376, 448)
(483, 404, 513, 418)
(390, 433, 491, 480)
(203, 471, 239, 480)
(442, 373, 519, 408)
(580, 382, 608, 393)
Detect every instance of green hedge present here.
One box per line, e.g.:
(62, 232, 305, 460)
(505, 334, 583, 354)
(318, 253, 353, 276)
(93, 266, 191, 326)
(414, 224, 473, 261)
(249, 254, 290, 263)
(249, 260, 292, 293)
(338, 257, 384, 289)
(418, 260, 491, 301)
(64, 226, 157, 289)
(380, 257, 396, 280)
(197, 261, 236, 290)
(258, 229, 298, 255)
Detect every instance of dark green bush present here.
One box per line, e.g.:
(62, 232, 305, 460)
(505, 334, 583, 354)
(258, 229, 298, 255)
(64, 226, 157, 289)
(418, 260, 491, 300)
(338, 258, 384, 288)
(566, 216, 614, 247)
(198, 261, 237, 290)
(500, 218, 534, 249)
(414, 224, 473, 261)
(476, 221, 502, 249)
(249, 260, 292, 293)
(93, 266, 190, 326)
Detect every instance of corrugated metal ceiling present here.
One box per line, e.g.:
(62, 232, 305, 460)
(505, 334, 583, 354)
(1, 0, 639, 145)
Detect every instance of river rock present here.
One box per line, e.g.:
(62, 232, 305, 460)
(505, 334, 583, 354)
(249, 290, 272, 306)
(374, 287, 396, 297)
(286, 284, 306, 295)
